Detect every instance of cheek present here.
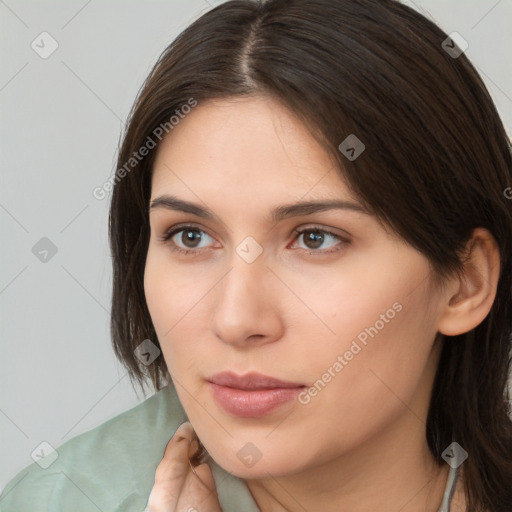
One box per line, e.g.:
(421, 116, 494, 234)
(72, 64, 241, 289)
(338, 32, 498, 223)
(144, 245, 204, 329)
(143, 246, 216, 375)
(305, 281, 439, 435)
(279, 252, 411, 347)
(144, 249, 186, 361)
(144, 249, 175, 331)
(293, 254, 440, 414)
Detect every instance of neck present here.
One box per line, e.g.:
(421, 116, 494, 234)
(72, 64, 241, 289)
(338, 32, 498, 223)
(245, 411, 451, 512)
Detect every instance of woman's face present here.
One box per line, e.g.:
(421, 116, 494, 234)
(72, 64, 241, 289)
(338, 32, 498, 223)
(144, 95, 446, 478)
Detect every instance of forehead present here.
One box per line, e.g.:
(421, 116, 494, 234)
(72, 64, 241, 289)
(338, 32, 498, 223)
(150, 95, 350, 199)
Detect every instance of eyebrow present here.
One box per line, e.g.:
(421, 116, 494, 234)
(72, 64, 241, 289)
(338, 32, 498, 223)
(150, 195, 371, 222)
(149, 195, 370, 222)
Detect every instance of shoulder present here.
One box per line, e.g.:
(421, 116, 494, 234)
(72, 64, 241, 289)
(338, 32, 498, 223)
(0, 384, 187, 512)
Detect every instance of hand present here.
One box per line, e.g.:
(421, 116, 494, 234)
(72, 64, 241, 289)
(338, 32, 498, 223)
(145, 422, 223, 512)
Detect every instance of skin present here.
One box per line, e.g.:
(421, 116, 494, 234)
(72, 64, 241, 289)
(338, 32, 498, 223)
(143, 95, 499, 512)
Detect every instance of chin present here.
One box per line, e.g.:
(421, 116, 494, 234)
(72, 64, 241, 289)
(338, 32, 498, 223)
(205, 441, 306, 480)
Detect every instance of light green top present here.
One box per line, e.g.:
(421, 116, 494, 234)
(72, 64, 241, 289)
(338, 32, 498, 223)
(0, 383, 459, 511)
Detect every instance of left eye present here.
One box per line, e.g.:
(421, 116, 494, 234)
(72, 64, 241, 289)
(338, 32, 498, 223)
(292, 228, 343, 251)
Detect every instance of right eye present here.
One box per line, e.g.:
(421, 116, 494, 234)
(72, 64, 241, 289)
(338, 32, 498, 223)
(160, 224, 219, 255)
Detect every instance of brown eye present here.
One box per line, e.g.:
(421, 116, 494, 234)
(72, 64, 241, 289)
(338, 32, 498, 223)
(161, 225, 216, 254)
(302, 230, 326, 249)
(293, 228, 345, 252)
(178, 229, 203, 248)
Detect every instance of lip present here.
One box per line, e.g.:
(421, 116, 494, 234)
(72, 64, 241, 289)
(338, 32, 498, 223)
(207, 372, 305, 418)
(208, 371, 305, 390)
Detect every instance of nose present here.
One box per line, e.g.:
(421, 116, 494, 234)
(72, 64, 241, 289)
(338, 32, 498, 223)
(209, 255, 285, 348)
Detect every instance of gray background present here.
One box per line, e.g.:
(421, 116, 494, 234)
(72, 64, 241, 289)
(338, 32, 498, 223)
(1, 0, 511, 492)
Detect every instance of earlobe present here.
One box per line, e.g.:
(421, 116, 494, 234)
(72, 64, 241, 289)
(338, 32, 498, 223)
(437, 228, 500, 337)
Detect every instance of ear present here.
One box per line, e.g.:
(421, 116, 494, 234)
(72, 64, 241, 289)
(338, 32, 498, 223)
(437, 228, 500, 336)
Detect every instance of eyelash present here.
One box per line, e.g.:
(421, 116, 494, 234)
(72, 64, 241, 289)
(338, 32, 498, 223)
(159, 223, 350, 256)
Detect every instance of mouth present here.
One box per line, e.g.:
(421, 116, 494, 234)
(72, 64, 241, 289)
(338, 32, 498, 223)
(206, 372, 306, 418)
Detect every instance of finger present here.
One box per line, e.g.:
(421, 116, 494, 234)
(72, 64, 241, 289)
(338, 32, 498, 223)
(146, 422, 196, 511)
(177, 462, 222, 512)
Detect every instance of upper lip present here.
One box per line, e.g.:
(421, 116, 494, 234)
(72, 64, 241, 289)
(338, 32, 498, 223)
(207, 371, 305, 390)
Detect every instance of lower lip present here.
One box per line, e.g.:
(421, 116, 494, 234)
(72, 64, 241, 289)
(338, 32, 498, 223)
(208, 382, 304, 418)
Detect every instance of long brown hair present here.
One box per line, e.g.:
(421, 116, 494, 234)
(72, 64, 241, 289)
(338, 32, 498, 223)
(108, 1, 512, 510)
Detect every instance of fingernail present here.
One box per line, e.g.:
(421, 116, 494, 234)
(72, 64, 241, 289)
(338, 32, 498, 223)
(174, 421, 193, 441)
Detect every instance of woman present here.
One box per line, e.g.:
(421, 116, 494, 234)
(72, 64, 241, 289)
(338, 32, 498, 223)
(1, 0, 511, 511)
